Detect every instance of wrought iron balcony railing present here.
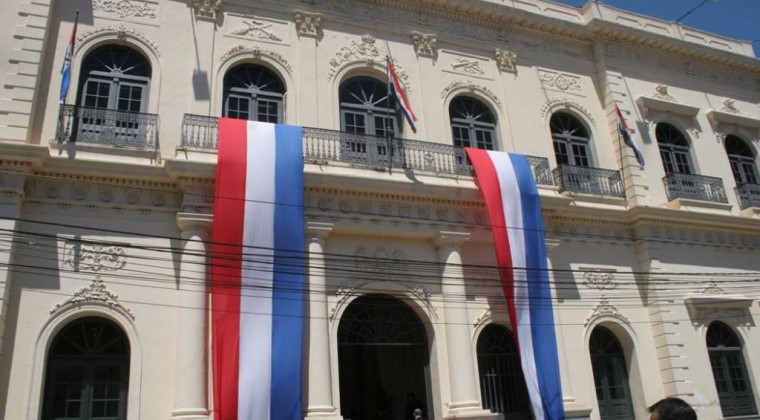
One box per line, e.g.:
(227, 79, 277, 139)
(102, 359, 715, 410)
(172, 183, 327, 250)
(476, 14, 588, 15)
(180, 114, 554, 185)
(663, 173, 728, 203)
(553, 164, 625, 198)
(735, 183, 760, 209)
(57, 104, 158, 150)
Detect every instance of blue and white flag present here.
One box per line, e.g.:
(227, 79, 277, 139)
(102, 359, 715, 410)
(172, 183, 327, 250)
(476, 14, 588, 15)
(59, 14, 78, 104)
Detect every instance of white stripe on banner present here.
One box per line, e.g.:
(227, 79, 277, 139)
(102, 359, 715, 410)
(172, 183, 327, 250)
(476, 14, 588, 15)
(239, 121, 276, 420)
(488, 151, 544, 420)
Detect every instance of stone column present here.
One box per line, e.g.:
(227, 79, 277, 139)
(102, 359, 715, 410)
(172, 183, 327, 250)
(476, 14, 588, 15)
(305, 222, 341, 419)
(172, 213, 212, 420)
(433, 232, 489, 418)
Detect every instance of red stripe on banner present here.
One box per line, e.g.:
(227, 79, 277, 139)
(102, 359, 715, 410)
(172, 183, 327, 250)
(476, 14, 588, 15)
(212, 118, 248, 420)
(465, 148, 518, 344)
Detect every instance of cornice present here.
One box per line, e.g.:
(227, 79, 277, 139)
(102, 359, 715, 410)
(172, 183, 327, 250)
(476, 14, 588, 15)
(0, 142, 50, 167)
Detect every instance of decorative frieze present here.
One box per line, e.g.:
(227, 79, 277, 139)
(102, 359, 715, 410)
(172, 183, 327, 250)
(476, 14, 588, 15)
(93, 0, 157, 19)
(539, 98, 595, 125)
(25, 179, 180, 212)
(411, 31, 437, 58)
(538, 69, 581, 93)
(294, 11, 322, 38)
(65, 243, 127, 272)
(327, 34, 410, 89)
(450, 58, 484, 76)
(50, 275, 135, 319)
(720, 99, 740, 115)
(653, 84, 675, 101)
(76, 25, 160, 56)
(230, 19, 282, 41)
(354, 246, 407, 282)
(581, 268, 617, 290)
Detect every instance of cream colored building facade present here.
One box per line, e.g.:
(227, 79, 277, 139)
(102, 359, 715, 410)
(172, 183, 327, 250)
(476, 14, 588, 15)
(1, 0, 760, 419)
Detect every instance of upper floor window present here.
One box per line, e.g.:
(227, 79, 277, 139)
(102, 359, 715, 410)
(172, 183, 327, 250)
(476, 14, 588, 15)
(725, 135, 758, 185)
(551, 112, 591, 167)
(42, 317, 130, 420)
(707, 321, 757, 417)
(449, 96, 496, 151)
(656, 123, 692, 174)
(223, 64, 284, 123)
(78, 46, 151, 113)
(339, 76, 397, 137)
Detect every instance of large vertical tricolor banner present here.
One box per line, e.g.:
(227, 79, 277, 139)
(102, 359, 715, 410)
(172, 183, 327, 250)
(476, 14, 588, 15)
(466, 148, 565, 420)
(211, 118, 305, 420)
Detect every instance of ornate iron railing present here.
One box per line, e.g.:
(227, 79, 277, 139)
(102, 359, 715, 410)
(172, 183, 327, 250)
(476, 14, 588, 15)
(663, 173, 728, 203)
(180, 114, 554, 185)
(735, 183, 760, 209)
(553, 165, 625, 198)
(57, 104, 158, 149)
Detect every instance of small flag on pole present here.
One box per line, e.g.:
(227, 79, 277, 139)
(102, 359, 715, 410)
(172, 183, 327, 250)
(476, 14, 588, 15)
(615, 105, 645, 167)
(60, 12, 78, 104)
(387, 56, 417, 133)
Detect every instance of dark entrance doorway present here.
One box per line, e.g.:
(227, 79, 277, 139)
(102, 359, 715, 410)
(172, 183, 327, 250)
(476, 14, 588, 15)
(338, 294, 431, 420)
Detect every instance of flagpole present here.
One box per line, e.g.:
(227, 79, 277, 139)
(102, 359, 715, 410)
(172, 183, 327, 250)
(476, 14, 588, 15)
(384, 40, 394, 172)
(58, 11, 78, 144)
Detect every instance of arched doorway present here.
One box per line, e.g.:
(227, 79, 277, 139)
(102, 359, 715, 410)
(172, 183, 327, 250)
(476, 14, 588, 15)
(338, 294, 431, 420)
(590, 326, 634, 420)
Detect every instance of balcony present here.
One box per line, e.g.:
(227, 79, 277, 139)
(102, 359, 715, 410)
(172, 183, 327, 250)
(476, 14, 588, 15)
(57, 104, 158, 150)
(180, 114, 554, 185)
(735, 183, 760, 210)
(552, 165, 625, 198)
(663, 173, 728, 204)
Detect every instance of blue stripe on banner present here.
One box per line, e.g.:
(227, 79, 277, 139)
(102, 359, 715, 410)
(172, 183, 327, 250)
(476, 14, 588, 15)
(510, 154, 564, 419)
(270, 124, 305, 420)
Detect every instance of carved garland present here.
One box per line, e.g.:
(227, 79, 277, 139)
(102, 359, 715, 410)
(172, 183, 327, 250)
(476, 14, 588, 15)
(76, 25, 161, 56)
(50, 275, 136, 319)
(92, 0, 157, 19)
(220, 45, 292, 73)
(584, 295, 630, 327)
(440, 80, 501, 108)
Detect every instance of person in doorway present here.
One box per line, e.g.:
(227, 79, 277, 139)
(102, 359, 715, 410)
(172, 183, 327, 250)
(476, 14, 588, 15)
(649, 397, 697, 420)
(405, 393, 423, 420)
(412, 407, 426, 420)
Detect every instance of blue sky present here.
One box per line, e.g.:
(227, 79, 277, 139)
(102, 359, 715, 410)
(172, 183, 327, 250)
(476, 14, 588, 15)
(553, 0, 760, 57)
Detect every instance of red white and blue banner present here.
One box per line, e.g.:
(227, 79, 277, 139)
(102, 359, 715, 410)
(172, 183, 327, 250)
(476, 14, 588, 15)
(387, 56, 417, 132)
(466, 148, 565, 420)
(615, 105, 645, 167)
(211, 119, 305, 420)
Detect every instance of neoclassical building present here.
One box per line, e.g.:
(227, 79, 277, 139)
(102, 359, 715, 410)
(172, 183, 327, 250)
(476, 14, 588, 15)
(1, 0, 759, 419)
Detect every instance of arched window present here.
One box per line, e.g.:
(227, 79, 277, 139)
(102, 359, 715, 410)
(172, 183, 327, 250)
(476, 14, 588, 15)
(42, 317, 130, 420)
(550, 112, 591, 167)
(449, 96, 497, 151)
(476, 325, 531, 417)
(223, 64, 284, 123)
(590, 327, 634, 420)
(656, 123, 692, 174)
(339, 76, 398, 137)
(707, 321, 757, 417)
(725, 135, 758, 185)
(78, 46, 151, 112)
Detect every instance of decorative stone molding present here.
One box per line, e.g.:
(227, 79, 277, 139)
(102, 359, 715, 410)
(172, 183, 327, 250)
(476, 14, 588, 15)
(93, 0, 157, 19)
(411, 31, 437, 58)
(450, 58, 484, 76)
(721, 99, 740, 114)
(328, 282, 437, 320)
(653, 84, 674, 101)
(539, 98, 596, 125)
(0, 170, 26, 203)
(327, 34, 410, 90)
(220, 45, 292, 73)
(441, 80, 501, 108)
(230, 19, 283, 41)
(494, 48, 517, 72)
(191, 0, 222, 19)
(329, 286, 356, 320)
(50, 275, 135, 319)
(581, 268, 616, 290)
(538, 69, 581, 92)
(26, 179, 180, 212)
(65, 243, 127, 272)
(76, 25, 161, 56)
(585, 295, 629, 327)
(294, 11, 322, 38)
(685, 282, 753, 326)
(354, 246, 407, 282)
